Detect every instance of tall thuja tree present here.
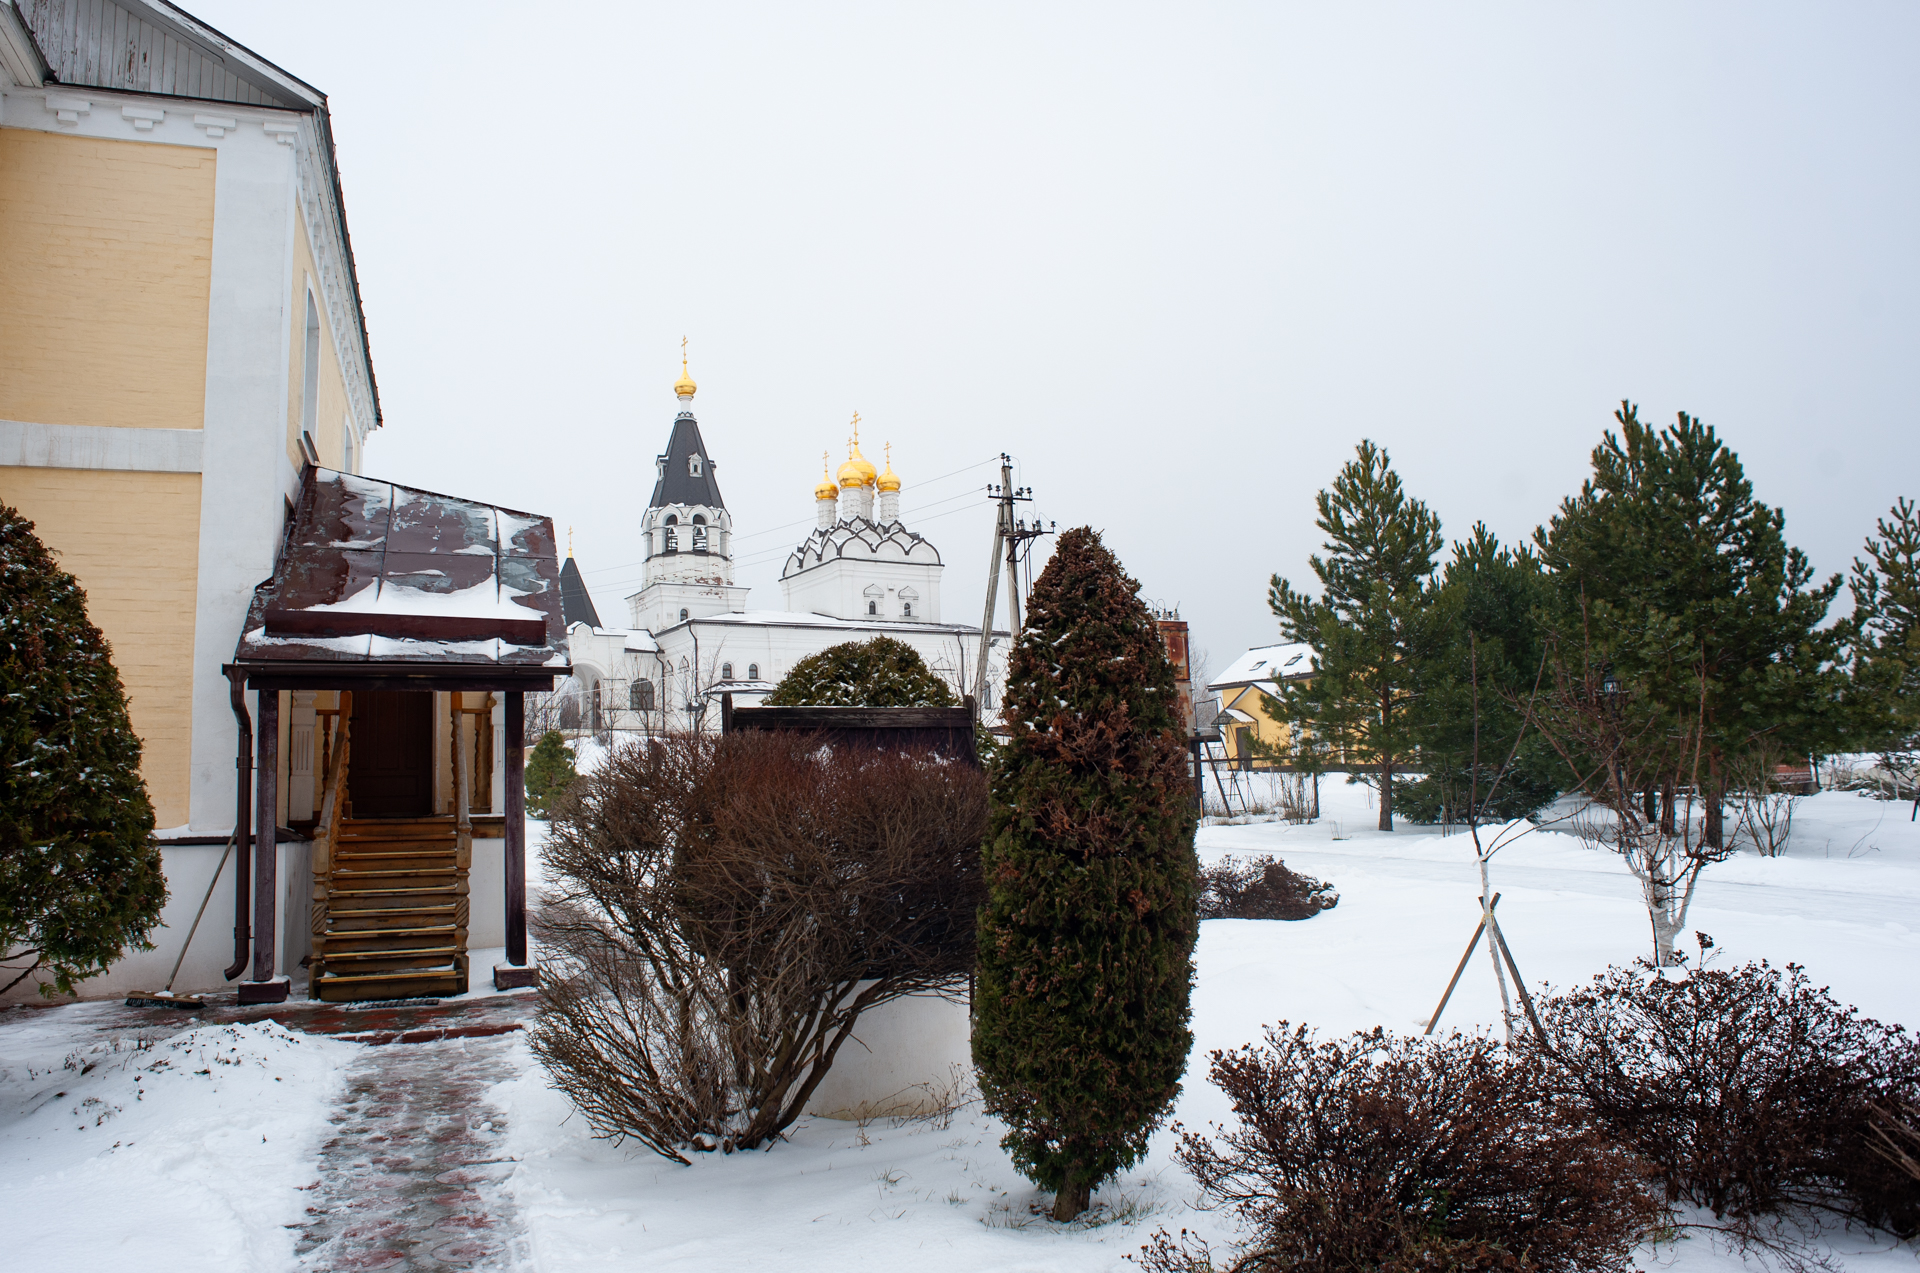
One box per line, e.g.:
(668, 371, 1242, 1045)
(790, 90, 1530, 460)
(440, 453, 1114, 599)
(1849, 496, 1920, 756)
(1398, 524, 1562, 825)
(1537, 404, 1850, 847)
(1269, 440, 1444, 831)
(973, 527, 1199, 1222)
(0, 504, 165, 996)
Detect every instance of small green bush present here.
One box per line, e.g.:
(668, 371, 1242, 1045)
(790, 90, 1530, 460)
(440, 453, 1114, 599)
(764, 636, 955, 707)
(523, 730, 578, 817)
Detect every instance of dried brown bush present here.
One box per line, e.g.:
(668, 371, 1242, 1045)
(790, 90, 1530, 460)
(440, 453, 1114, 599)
(1196, 856, 1337, 921)
(1139, 1025, 1659, 1273)
(530, 731, 987, 1163)
(1522, 953, 1920, 1238)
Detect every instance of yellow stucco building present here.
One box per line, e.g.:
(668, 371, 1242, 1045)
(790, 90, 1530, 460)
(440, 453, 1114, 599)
(1, 0, 381, 999)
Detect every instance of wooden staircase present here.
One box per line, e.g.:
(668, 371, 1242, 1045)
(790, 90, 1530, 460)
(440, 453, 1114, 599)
(312, 817, 469, 1001)
(307, 692, 473, 1002)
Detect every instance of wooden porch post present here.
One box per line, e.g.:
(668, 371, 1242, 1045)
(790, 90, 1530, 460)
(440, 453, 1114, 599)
(503, 690, 528, 968)
(244, 688, 289, 1001)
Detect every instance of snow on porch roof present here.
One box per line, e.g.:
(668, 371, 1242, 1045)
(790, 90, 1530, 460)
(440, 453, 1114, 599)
(232, 467, 571, 687)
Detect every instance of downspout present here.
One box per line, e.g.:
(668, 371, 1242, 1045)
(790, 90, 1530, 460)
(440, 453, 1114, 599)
(223, 666, 253, 980)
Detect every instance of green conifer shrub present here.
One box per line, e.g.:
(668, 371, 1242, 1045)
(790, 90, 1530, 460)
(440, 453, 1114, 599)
(0, 503, 165, 996)
(973, 526, 1199, 1221)
(523, 729, 579, 817)
(763, 635, 956, 707)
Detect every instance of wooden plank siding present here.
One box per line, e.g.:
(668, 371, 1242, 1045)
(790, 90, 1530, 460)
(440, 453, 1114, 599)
(22, 0, 297, 108)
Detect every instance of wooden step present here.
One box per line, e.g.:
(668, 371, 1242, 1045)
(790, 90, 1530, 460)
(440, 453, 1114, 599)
(331, 867, 461, 883)
(320, 922, 456, 941)
(322, 946, 461, 974)
(325, 903, 459, 925)
(315, 966, 467, 1003)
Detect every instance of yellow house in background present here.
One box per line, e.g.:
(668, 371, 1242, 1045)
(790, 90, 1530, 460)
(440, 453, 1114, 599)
(1205, 642, 1313, 769)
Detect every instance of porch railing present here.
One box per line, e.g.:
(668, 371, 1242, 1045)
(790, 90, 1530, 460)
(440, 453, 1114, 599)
(306, 693, 351, 995)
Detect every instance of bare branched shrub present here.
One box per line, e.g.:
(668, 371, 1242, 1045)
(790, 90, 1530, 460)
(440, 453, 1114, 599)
(1522, 952, 1920, 1238)
(1196, 857, 1337, 921)
(1276, 773, 1317, 824)
(1729, 746, 1800, 857)
(1868, 1100, 1920, 1186)
(1138, 1025, 1659, 1273)
(530, 732, 987, 1163)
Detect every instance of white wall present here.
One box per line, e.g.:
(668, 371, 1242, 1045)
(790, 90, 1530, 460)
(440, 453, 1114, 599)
(802, 990, 973, 1120)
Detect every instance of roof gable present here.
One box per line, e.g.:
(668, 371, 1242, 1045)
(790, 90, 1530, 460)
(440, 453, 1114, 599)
(22, 0, 319, 109)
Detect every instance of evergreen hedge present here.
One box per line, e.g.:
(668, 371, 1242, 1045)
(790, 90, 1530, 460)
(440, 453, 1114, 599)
(972, 526, 1199, 1221)
(0, 504, 165, 996)
(763, 635, 955, 707)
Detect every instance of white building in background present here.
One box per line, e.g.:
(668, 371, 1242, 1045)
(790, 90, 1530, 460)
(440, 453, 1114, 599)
(559, 361, 1008, 734)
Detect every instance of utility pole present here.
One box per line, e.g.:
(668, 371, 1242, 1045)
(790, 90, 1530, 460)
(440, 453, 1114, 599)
(973, 454, 1053, 720)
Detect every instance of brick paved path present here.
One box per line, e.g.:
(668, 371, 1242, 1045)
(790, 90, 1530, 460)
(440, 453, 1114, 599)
(295, 1010, 531, 1272)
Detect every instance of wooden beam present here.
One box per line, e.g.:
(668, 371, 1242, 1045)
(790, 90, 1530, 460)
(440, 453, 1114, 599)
(503, 691, 526, 967)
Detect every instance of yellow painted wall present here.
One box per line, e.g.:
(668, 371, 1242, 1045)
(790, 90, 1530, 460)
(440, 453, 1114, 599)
(0, 469, 201, 826)
(1227, 685, 1291, 767)
(284, 211, 354, 471)
(0, 129, 216, 430)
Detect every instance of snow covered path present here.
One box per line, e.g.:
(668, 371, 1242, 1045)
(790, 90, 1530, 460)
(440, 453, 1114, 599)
(295, 1012, 531, 1271)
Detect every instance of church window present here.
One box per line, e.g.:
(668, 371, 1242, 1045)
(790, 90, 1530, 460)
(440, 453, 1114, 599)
(679, 608, 689, 622)
(689, 454, 703, 477)
(630, 680, 655, 711)
(692, 514, 708, 552)
(748, 663, 759, 680)
(902, 601, 912, 617)
(663, 514, 678, 553)
(721, 662, 734, 680)
(868, 600, 878, 615)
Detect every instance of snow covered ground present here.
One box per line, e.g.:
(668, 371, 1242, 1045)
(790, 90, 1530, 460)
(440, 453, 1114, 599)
(2, 779, 1916, 1271)
(489, 781, 1920, 1273)
(0, 1014, 357, 1271)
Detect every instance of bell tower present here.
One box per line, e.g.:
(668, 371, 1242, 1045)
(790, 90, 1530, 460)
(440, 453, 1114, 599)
(627, 346, 749, 631)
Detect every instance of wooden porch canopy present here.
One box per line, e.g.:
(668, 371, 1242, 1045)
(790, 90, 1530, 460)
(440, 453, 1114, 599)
(224, 466, 569, 1001)
(233, 466, 571, 690)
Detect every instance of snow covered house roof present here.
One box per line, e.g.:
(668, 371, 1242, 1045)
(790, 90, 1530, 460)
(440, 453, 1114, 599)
(231, 467, 570, 689)
(1208, 642, 1314, 695)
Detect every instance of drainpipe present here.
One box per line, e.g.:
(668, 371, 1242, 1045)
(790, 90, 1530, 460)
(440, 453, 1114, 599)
(223, 666, 253, 980)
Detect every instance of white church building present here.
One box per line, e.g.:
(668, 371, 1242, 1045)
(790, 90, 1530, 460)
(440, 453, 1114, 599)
(559, 360, 1009, 734)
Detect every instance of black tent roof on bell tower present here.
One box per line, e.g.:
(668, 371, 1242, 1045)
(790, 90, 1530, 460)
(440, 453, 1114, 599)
(649, 412, 727, 510)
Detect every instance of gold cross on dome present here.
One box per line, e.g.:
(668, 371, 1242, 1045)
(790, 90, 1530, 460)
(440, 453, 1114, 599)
(851, 411, 861, 444)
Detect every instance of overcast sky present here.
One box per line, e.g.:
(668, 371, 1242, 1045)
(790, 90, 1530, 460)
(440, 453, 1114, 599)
(193, 2, 1920, 682)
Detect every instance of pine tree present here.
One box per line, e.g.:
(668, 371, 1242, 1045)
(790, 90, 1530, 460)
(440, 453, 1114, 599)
(523, 730, 579, 817)
(763, 635, 956, 707)
(1849, 496, 1920, 752)
(973, 527, 1198, 1222)
(0, 504, 165, 996)
(1398, 524, 1563, 824)
(1268, 440, 1444, 831)
(1536, 404, 1850, 845)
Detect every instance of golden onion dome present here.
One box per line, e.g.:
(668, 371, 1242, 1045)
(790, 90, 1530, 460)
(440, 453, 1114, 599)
(837, 416, 877, 488)
(814, 451, 838, 501)
(673, 356, 697, 399)
(876, 443, 900, 492)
